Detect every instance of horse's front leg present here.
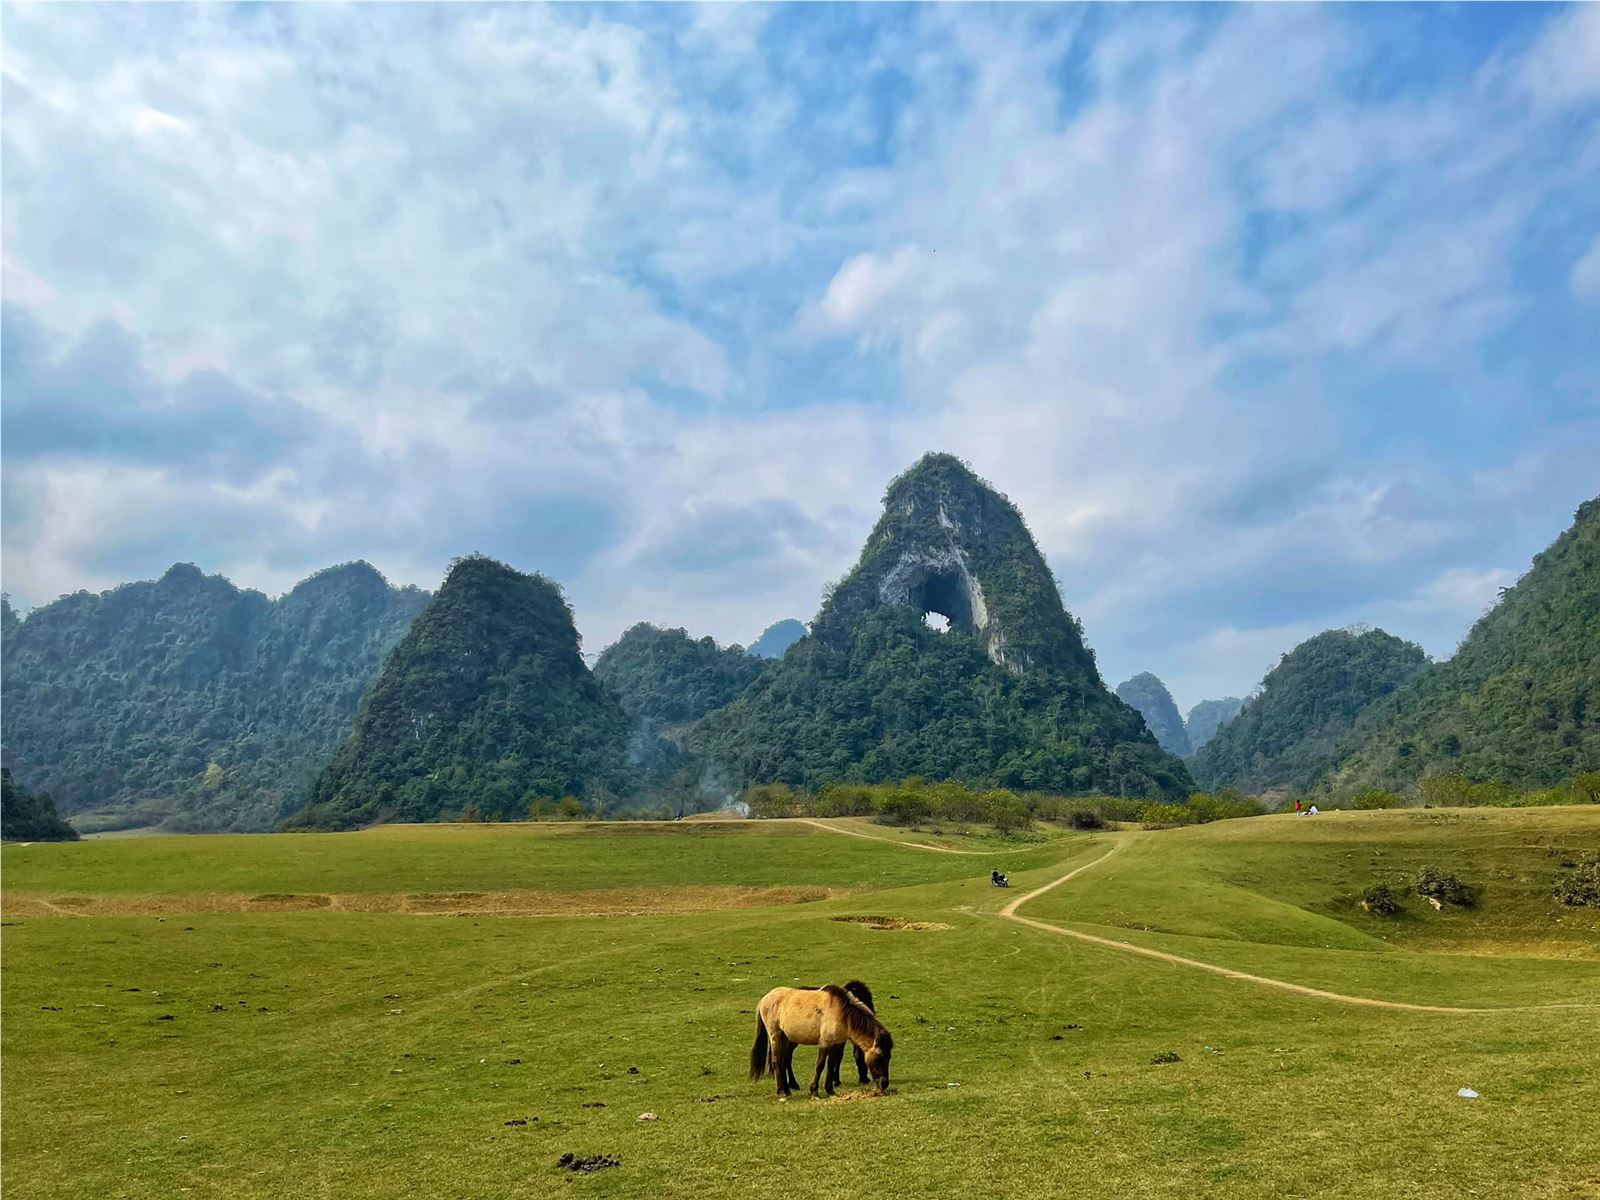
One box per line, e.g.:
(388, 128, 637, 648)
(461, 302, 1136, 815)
(809, 1042, 828, 1097)
(824, 1044, 844, 1095)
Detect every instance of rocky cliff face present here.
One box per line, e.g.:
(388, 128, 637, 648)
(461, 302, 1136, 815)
(1115, 673, 1191, 757)
(814, 453, 1098, 679)
(695, 454, 1193, 799)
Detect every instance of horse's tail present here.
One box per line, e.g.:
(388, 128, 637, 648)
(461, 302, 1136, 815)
(749, 1015, 769, 1080)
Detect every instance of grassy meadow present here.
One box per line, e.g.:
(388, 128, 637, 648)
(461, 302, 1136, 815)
(4, 809, 1599, 1199)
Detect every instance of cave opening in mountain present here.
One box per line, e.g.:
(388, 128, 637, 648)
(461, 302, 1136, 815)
(909, 569, 976, 635)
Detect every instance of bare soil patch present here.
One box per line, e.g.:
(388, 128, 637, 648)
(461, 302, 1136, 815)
(5, 885, 841, 919)
(830, 914, 950, 931)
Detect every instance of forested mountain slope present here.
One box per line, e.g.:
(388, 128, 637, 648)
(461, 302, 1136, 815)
(1115, 673, 1190, 757)
(294, 556, 633, 828)
(1190, 627, 1428, 794)
(1326, 498, 1600, 794)
(1, 562, 427, 831)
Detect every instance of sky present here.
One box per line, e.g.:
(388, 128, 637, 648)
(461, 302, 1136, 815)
(2, 2, 1597, 712)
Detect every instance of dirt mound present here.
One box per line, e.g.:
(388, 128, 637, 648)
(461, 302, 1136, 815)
(830, 915, 950, 931)
(557, 1153, 619, 1173)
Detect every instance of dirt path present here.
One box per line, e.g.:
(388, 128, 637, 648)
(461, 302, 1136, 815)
(796, 819, 986, 855)
(999, 843, 1591, 1015)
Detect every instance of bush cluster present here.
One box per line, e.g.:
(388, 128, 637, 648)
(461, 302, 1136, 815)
(1414, 867, 1474, 907)
(1360, 884, 1399, 915)
(744, 778, 1265, 832)
(1552, 855, 1600, 908)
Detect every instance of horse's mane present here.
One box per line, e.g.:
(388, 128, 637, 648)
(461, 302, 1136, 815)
(842, 979, 875, 1012)
(824, 984, 888, 1045)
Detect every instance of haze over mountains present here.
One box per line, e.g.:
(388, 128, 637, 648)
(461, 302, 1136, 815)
(2, 459, 1595, 833)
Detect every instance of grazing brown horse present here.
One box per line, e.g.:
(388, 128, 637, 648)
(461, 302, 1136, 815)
(749, 983, 893, 1097)
(772, 980, 876, 1094)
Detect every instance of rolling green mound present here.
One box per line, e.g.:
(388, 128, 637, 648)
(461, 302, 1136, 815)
(293, 556, 632, 828)
(1190, 627, 1428, 794)
(695, 454, 1191, 798)
(1327, 497, 1600, 795)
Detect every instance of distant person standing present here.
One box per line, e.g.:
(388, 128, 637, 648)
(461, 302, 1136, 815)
(1294, 798, 1304, 815)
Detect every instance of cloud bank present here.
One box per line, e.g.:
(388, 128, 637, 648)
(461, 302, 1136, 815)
(3, 3, 1597, 708)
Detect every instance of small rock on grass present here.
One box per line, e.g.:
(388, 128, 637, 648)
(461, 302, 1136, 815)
(637, 1112, 658, 1122)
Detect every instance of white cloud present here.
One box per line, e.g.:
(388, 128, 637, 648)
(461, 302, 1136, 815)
(3, 4, 1596, 706)
(1574, 233, 1600, 303)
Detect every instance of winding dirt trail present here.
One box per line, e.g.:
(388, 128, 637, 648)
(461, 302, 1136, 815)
(795, 821, 1591, 1014)
(997, 842, 1597, 1015)
(795, 819, 986, 855)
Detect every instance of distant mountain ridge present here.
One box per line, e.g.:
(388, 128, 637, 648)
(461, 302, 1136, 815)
(748, 619, 806, 660)
(1, 561, 427, 831)
(1185, 697, 1246, 754)
(1115, 673, 1190, 757)
(595, 624, 764, 726)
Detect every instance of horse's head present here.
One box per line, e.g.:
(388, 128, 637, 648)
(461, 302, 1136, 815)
(866, 1030, 893, 1093)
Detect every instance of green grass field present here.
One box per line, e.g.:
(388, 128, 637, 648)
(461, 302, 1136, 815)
(4, 809, 1599, 1199)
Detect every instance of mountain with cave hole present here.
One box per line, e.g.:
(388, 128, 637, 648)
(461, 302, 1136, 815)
(693, 453, 1193, 798)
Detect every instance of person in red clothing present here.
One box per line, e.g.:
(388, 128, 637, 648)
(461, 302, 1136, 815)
(1294, 798, 1304, 815)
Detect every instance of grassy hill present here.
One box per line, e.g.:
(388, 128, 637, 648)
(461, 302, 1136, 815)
(4, 807, 1596, 1199)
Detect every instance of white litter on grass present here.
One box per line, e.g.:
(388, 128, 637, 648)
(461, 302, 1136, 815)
(638, 1112, 659, 1122)
(946, 1082, 961, 1088)
(1458, 1088, 1479, 1099)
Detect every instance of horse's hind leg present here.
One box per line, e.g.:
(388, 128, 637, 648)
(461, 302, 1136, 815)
(782, 1040, 800, 1093)
(772, 1032, 792, 1097)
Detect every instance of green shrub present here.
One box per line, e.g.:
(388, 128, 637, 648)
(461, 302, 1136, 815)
(1552, 855, 1600, 907)
(1351, 788, 1404, 810)
(1571, 773, 1600, 805)
(984, 789, 1032, 833)
(1067, 809, 1105, 830)
(1360, 884, 1399, 915)
(1414, 867, 1474, 907)
(875, 789, 931, 826)
(744, 783, 800, 819)
(1187, 790, 1266, 821)
(1139, 803, 1195, 829)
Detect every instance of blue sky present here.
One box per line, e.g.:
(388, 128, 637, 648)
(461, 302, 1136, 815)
(3, 2, 1597, 711)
